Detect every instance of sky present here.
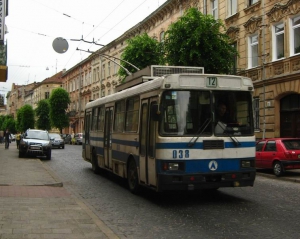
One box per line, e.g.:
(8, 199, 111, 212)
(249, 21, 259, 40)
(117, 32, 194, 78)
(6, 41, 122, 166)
(0, 0, 167, 97)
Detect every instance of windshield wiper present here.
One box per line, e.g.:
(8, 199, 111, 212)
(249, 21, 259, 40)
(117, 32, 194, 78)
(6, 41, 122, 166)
(188, 118, 212, 147)
(215, 122, 240, 147)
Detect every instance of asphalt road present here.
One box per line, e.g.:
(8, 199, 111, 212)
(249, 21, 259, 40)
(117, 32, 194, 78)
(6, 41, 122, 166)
(45, 144, 300, 239)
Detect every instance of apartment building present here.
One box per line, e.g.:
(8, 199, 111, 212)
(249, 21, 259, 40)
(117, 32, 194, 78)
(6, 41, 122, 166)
(6, 71, 63, 118)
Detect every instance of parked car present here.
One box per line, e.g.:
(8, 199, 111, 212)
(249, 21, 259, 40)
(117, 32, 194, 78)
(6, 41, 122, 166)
(74, 133, 83, 145)
(19, 129, 52, 160)
(49, 133, 65, 149)
(256, 138, 300, 176)
(60, 134, 72, 144)
(11, 134, 15, 142)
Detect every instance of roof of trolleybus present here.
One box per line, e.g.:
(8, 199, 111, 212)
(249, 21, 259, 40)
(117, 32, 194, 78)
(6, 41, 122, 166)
(85, 73, 254, 110)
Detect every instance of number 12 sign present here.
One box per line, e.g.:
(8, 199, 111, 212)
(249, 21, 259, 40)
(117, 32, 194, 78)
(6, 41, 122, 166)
(206, 77, 217, 88)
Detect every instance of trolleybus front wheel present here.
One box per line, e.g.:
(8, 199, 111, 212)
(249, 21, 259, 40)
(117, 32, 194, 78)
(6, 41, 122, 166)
(92, 150, 101, 174)
(127, 159, 140, 194)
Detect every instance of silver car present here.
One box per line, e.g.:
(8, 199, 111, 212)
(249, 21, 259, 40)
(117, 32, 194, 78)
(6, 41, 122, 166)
(49, 133, 65, 149)
(19, 129, 52, 160)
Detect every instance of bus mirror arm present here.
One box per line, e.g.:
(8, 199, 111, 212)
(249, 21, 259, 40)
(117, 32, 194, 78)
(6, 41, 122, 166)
(151, 104, 164, 121)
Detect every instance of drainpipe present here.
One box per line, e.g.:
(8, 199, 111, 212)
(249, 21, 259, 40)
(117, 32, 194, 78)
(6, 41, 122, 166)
(262, 0, 266, 139)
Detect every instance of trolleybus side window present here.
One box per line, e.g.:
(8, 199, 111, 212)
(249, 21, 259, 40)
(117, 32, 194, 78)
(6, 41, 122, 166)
(92, 107, 98, 131)
(125, 96, 139, 132)
(97, 107, 105, 131)
(114, 100, 125, 132)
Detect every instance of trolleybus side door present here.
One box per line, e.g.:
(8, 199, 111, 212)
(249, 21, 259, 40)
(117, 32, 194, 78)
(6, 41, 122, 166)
(84, 111, 91, 161)
(140, 98, 157, 187)
(104, 107, 113, 170)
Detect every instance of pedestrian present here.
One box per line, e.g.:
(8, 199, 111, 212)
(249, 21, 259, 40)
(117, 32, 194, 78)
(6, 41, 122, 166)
(15, 131, 21, 149)
(3, 129, 12, 149)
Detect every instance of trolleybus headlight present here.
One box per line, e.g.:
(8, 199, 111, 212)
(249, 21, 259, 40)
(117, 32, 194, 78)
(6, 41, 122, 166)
(162, 162, 180, 171)
(241, 160, 251, 168)
(168, 163, 179, 170)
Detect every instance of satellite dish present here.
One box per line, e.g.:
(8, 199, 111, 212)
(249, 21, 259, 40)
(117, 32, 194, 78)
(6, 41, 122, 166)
(52, 37, 69, 53)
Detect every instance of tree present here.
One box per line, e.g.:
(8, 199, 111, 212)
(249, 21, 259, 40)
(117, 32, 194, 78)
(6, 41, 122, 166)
(49, 88, 70, 134)
(118, 33, 164, 81)
(163, 8, 238, 74)
(0, 115, 16, 133)
(35, 99, 51, 131)
(17, 105, 35, 132)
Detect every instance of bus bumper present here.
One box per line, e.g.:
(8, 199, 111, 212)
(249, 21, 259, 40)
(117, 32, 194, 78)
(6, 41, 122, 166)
(157, 171, 256, 192)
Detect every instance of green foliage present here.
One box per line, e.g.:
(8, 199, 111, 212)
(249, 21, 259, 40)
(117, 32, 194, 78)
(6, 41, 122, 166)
(17, 105, 35, 132)
(49, 88, 70, 133)
(118, 33, 164, 81)
(0, 115, 16, 133)
(35, 99, 51, 131)
(163, 8, 238, 74)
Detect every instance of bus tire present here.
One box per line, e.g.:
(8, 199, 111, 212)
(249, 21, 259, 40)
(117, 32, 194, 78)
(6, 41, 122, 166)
(127, 158, 140, 194)
(92, 150, 101, 174)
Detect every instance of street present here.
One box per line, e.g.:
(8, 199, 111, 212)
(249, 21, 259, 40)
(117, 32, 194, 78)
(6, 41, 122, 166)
(45, 144, 300, 239)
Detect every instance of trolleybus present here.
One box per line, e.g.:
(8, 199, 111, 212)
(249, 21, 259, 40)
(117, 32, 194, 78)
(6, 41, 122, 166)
(82, 66, 256, 193)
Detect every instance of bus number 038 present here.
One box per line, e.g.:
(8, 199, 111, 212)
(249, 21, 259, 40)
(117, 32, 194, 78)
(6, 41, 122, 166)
(173, 150, 189, 159)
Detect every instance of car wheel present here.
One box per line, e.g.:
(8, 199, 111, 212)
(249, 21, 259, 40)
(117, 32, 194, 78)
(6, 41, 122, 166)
(46, 150, 52, 160)
(127, 158, 140, 194)
(273, 161, 284, 177)
(62, 145, 65, 149)
(91, 150, 101, 174)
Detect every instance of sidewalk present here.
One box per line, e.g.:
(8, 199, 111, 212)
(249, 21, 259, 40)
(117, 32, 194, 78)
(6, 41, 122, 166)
(0, 142, 119, 239)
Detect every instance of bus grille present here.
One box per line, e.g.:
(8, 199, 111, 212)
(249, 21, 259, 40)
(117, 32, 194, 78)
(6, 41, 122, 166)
(203, 140, 224, 149)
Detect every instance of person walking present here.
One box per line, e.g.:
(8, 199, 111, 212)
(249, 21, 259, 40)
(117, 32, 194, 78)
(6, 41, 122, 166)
(4, 129, 12, 149)
(15, 131, 21, 149)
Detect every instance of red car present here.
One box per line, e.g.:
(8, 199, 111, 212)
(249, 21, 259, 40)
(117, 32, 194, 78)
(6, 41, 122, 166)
(256, 138, 300, 176)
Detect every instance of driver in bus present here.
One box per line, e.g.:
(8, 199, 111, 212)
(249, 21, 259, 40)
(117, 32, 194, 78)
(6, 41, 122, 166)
(216, 102, 234, 124)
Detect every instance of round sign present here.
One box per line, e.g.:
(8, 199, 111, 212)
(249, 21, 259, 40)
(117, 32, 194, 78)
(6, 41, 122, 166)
(52, 37, 69, 53)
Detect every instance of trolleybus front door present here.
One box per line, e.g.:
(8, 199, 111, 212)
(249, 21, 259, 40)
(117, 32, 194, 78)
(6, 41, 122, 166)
(140, 98, 157, 187)
(104, 107, 113, 170)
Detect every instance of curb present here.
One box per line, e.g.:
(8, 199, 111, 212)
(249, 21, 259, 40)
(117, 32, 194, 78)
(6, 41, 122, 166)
(256, 172, 300, 183)
(38, 159, 64, 187)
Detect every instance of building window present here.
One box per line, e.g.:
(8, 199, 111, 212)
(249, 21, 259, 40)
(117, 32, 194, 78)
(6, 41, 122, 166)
(227, 0, 237, 17)
(45, 92, 50, 99)
(273, 23, 284, 60)
(249, 0, 258, 6)
(211, 0, 218, 20)
(102, 64, 106, 79)
(249, 34, 258, 68)
(97, 67, 100, 80)
(231, 42, 237, 74)
(291, 15, 300, 55)
(114, 62, 118, 75)
(254, 98, 260, 131)
(108, 62, 111, 77)
(160, 31, 165, 42)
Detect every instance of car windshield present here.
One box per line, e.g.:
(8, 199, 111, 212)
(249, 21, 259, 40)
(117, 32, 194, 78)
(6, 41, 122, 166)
(49, 133, 61, 139)
(282, 140, 300, 150)
(25, 131, 49, 140)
